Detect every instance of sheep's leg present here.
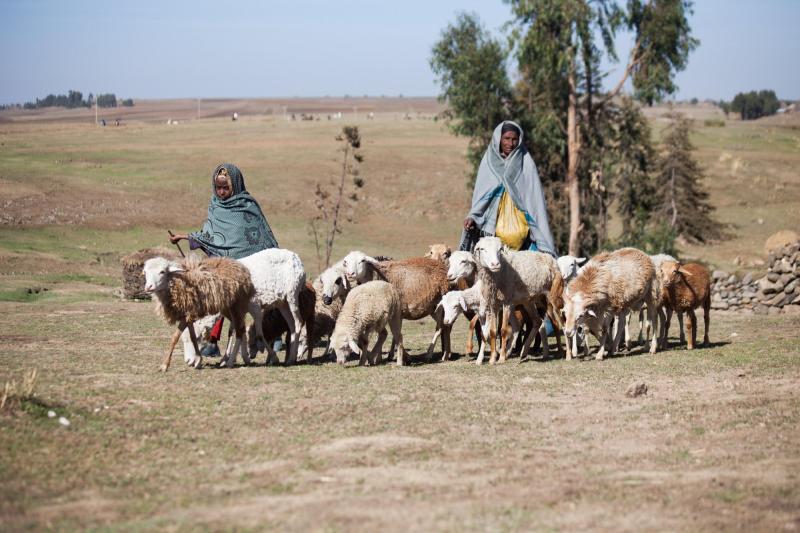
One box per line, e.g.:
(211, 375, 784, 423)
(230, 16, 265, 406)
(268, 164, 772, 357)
(518, 304, 541, 363)
(476, 317, 489, 365)
(277, 304, 299, 365)
(661, 308, 673, 350)
(647, 302, 659, 354)
(391, 312, 404, 367)
(594, 323, 609, 361)
(237, 319, 251, 366)
(487, 313, 499, 365)
(221, 320, 239, 368)
(441, 321, 452, 361)
(467, 314, 480, 356)
(686, 309, 697, 350)
(612, 312, 627, 355)
(370, 328, 388, 366)
(161, 325, 186, 372)
(637, 307, 645, 345)
(538, 321, 550, 359)
(181, 325, 200, 367)
(498, 306, 512, 363)
(248, 302, 267, 354)
(426, 323, 442, 362)
(186, 321, 204, 369)
(678, 311, 685, 345)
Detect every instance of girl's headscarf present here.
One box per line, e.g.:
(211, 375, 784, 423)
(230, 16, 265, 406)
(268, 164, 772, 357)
(189, 163, 278, 259)
(460, 121, 556, 256)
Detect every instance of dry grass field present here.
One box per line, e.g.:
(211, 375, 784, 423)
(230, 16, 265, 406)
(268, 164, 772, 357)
(1, 99, 799, 531)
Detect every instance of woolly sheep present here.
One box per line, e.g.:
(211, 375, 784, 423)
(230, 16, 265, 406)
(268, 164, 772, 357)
(659, 261, 711, 349)
(425, 243, 452, 262)
(471, 236, 564, 364)
(563, 247, 660, 360)
(180, 313, 219, 367)
(342, 251, 452, 361)
(238, 248, 307, 366)
(143, 255, 254, 372)
(330, 280, 404, 366)
(246, 281, 316, 364)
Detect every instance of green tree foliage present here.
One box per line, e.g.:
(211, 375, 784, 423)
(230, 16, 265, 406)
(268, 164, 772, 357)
(24, 90, 90, 109)
(430, 12, 513, 187)
(121, 98, 135, 107)
(730, 90, 780, 120)
(653, 113, 724, 243)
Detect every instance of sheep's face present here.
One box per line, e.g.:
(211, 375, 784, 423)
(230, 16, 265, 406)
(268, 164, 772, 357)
(320, 267, 348, 305)
(557, 255, 587, 282)
(660, 261, 681, 288)
(447, 251, 476, 282)
(437, 291, 469, 326)
(330, 333, 360, 364)
(342, 251, 372, 284)
(473, 237, 503, 272)
(143, 257, 184, 293)
(425, 244, 452, 262)
(563, 292, 598, 339)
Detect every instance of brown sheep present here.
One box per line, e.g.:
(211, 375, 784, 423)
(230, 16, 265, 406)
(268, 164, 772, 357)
(247, 281, 317, 364)
(659, 261, 711, 349)
(143, 255, 254, 372)
(342, 251, 452, 361)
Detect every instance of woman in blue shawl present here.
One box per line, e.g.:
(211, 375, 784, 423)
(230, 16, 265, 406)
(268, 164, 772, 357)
(170, 163, 278, 257)
(169, 163, 278, 354)
(459, 121, 556, 257)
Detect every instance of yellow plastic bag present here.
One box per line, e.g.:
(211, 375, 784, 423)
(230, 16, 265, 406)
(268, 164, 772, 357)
(495, 191, 529, 250)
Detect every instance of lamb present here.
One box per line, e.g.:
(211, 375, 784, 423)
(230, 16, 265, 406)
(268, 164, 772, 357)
(246, 281, 316, 364)
(143, 256, 254, 372)
(237, 248, 307, 366)
(330, 280, 404, 366)
(627, 253, 677, 347)
(342, 251, 452, 361)
(425, 243, 452, 262)
(659, 261, 711, 349)
(471, 236, 564, 364)
(563, 247, 660, 360)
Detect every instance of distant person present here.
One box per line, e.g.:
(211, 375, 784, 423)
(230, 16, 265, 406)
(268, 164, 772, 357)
(115, 118, 120, 126)
(169, 163, 278, 355)
(459, 120, 556, 257)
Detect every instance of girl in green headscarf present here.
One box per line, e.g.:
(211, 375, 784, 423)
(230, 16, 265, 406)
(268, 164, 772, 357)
(169, 163, 278, 355)
(170, 163, 278, 258)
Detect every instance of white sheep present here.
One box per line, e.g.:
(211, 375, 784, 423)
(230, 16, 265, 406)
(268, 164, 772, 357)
(238, 248, 307, 366)
(180, 314, 220, 367)
(330, 280, 404, 366)
(143, 256, 254, 372)
(471, 237, 564, 364)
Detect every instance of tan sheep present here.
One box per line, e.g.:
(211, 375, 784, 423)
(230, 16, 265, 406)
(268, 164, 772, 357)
(143, 256, 255, 372)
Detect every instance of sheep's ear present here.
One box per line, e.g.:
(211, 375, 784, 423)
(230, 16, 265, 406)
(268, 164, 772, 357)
(340, 276, 349, 290)
(577, 257, 587, 265)
(363, 255, 381, 266)
(458, 295, 469, 312)
(348, 339, 361, 355)
(678, 267, 694, 277)
(168, 264, 185, 274)
(586, 308, 597, 318)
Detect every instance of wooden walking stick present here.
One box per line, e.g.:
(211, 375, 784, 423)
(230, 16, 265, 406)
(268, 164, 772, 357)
(167, 230, 186, 258)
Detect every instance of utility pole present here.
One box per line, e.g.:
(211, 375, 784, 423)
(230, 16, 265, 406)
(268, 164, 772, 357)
(95, 94, 98, 125)
(197, 98, 200, 120)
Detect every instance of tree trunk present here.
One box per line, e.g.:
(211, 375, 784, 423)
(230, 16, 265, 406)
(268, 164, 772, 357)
(567, 61, 581, 256)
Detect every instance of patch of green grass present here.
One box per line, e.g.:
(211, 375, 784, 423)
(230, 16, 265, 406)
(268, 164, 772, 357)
(0, 288, 49, 303)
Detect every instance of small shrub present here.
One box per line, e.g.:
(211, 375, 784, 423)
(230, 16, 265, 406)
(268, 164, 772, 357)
(704, 118, 725, 127)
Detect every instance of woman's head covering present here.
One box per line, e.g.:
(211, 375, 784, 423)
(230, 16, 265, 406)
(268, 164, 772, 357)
(500, 122, 521, 137)
(459, 121, 556, 256)
(189, 163, 278, 259)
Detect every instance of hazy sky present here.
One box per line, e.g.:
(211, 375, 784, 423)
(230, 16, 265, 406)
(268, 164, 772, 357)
(1, 0, 797, 105)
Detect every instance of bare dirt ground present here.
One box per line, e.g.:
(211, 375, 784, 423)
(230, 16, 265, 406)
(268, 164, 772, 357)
(1, 99, 799, 531)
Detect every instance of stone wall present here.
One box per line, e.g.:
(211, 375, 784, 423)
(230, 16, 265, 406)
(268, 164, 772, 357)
(711, 241, 800, 315)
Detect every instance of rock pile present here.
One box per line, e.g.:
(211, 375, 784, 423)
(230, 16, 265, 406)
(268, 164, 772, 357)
(711, 241, 800, 315)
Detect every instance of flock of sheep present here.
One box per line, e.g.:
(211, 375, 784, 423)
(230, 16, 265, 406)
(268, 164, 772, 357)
(142, 238, 712, 371)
